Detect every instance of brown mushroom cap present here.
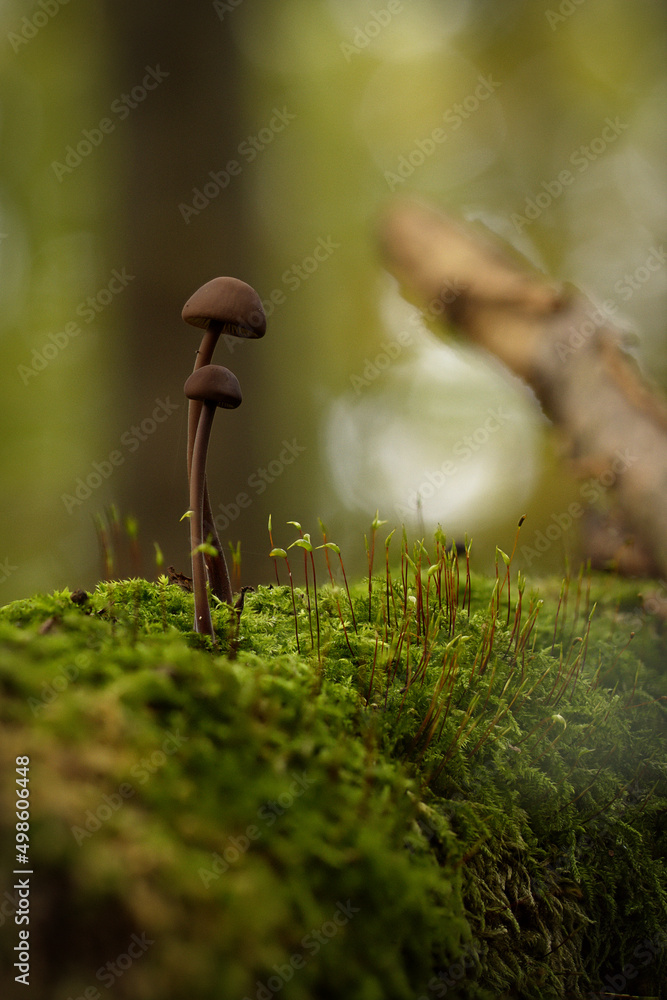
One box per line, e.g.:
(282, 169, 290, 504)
(184, 364, 242, 409)
(181, 277, 266, 338)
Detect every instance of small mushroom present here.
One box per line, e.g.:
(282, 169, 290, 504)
(184, 364, 243, 638)
(182, 277, 265, 602)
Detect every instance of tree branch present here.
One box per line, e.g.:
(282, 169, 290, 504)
(378, 199, 667, 577)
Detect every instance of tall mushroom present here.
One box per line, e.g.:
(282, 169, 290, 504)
(182, 277, 266, 604)
(184, 364, 243, 638)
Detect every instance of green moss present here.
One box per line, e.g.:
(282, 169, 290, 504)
(0, 556, 665, 999)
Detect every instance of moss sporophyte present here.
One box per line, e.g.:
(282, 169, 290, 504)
(3, 511, 664, 997)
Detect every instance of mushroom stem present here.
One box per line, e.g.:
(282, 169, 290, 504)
(202, 491, 232, 602)
(187, 326, 220, 475)
(187, 324, 232, 605)
(189, 401, 216, 637)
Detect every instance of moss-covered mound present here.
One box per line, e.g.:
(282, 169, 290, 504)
(0, 555, 666, 999)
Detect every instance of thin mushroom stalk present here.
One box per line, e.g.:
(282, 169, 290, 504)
(188, 325, 231, 605)
(182, 277, 266, 603)
(189, 402, 217, 637)
(184, 364, 243, 637)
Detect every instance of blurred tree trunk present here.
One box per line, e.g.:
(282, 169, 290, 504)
(101, 2, 254, 572)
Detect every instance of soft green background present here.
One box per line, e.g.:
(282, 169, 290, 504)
(0, 0, 665, 602)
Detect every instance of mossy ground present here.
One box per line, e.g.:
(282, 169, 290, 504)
(0, 550, 666, 999)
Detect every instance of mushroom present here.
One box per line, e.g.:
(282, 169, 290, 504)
(184, 363, 243, 638)
(182, 277, 266, 604)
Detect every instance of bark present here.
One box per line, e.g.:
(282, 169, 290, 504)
(378, 199, 667, 577)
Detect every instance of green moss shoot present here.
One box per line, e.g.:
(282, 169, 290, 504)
(1, 528, 666, 999)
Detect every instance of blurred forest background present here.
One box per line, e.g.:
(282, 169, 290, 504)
(0, 0, 665, 603)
